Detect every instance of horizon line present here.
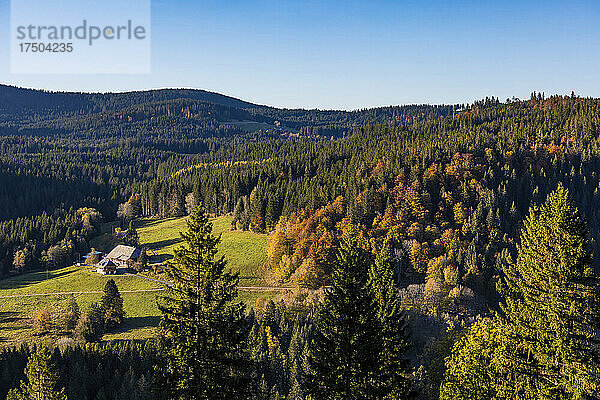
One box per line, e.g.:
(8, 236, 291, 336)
(0, 83, 586, 112)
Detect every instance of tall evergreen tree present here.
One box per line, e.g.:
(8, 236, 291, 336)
(367, 239, 413, 398)
(75, 302, 105, 342)
(101, 279, 125, 331)
(62, 295, 80, 331)
(158, 204, 251, 399)
(7, 346, 67, 400)
(124, 220, 140, 246)
(500, 183, 600, 398)
(305, 236, 381, 400)
(443, 185, 600, 399)
(138, 247, 149, 270)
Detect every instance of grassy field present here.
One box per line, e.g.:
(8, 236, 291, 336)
(137, 215, 269, 286)
(0, 266, 164, 344)
(0, 215, 273, 345)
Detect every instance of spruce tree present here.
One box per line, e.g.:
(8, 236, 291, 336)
(367, 239, 413, 398)
(62, 295, 80, 331)
(158, 204, 251, 399)
(442, 185, 600, 399)
(75, 302, 104, 342)
(101, 279, 125, 331)
(305, 236, 381, 400)
(500, 184, 600, 397)
(7, 346, 67, 400)
(440, 318, 535, 400)
(138, 247, 149, 270)
(124, 221, 140, 246)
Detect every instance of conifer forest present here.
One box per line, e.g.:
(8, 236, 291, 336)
(1, 83, 599, 399)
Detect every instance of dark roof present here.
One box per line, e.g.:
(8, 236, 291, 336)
(97, 258, 117, 267)
(106, 245, 140, 261)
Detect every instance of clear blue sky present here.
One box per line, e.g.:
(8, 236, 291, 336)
(1, 0, 599, 109)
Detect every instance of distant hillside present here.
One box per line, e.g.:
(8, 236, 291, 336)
(0, 84, 457, 138)
(0, 85, 259, 120)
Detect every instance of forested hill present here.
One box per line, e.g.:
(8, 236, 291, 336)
(136, 94, 600, 296)
(5, 88, 599, 300)
(0, 84, 456, 138)
(0, 84, 457, 277)
(0, 85, 259, 121)
(3, 91, 600, 399)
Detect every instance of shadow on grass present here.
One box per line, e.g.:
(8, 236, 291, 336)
(90, 233, 120, 253)
(113, 316, 161, 334)
(136, 218, 181, 230)
(146, 238, 182, 251)
(0, 269, 76, 290)
(0, 311, 23, 323)
(151, 254, 174, 264)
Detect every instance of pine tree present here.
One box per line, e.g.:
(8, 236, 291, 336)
(75, 302, 104, 342)
(500, 183, 600, 397)
(440, 318, 535, 400)
(158, 204, 251, 399)
(7, 346, 67, 400)
(62, 296, 80, 331)
(101, 279, 125, 331)
(138, 247, 148, 270)
(367, 239, 413, 398)
(305, 236, 381, 400)
(442, 185, 600, 399)
(124, 221, 140, 246)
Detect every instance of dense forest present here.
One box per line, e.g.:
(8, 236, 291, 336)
(1, 86, 600, 399)
(0, 84, 455, 276)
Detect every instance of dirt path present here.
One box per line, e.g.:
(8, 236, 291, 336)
(0, 284, 291, 299)
(237, 286, 291, 292)
(0, 288, 165, 299)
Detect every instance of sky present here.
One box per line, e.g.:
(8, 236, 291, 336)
(0, 0, 599, 109)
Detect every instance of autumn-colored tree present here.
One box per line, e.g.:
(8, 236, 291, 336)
(85, 248, 100, 265)
(440, 318, 534, 400)
(62, 296, 80, 331)
(32, 309, 52, 334)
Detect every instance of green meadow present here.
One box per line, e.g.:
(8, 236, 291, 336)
(0, 215, 272, 345)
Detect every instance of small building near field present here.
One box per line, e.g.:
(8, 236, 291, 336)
(83, 250, 105, 265)
(96, 258, 118, 275)
(105, 245, 141, 266)
(96, 245, 140, 274)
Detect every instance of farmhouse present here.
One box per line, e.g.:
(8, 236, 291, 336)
(96, 258, 118, 275)
(96, 245, 140, 274)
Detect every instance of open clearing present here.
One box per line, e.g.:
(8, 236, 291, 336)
(0, 215, 276, 345)
(136, 214, 269, 286)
